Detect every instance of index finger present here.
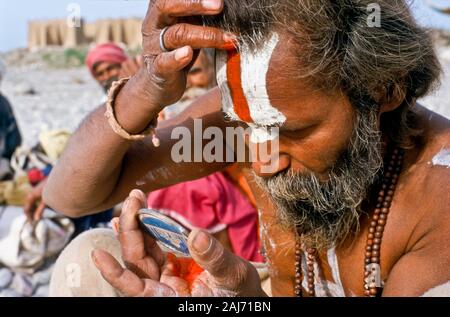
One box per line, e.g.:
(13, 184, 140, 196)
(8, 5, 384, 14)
(92, 249, 176, 297)
(144, 0, 224, 31)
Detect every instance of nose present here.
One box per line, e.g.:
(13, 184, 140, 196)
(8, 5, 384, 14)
(251, 152, 290, 178)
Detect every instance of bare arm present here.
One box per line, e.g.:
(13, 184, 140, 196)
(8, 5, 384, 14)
(43, 86, 229, 217)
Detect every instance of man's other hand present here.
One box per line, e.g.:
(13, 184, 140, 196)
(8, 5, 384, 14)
(92, 189, 266, 297)
(24, 179, 47, 223)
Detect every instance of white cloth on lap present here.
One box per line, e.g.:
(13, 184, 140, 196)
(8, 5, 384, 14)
(0, 205, 74, 272)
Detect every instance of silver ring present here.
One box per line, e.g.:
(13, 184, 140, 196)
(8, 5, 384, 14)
(159, 26, 170, 53)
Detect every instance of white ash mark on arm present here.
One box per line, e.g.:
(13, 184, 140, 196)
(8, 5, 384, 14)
(429, 147, 450, 168)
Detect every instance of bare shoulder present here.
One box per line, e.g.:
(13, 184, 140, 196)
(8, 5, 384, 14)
(399, 106, 450, 248)
(382, 106, 450, 296)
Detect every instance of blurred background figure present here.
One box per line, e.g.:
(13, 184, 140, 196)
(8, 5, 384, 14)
(0, 58, 22, 180)
(85, 43, 142, 94)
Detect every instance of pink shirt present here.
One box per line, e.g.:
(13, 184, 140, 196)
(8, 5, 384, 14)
(147, 172, 264, 262)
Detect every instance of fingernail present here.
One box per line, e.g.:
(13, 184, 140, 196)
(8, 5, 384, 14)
(130, 189, 147, 203)
(192, 230, 212, 255)
(174, 46, 190, 61)
(221, 33, 237, 50)
(223, 32, 237, 42)
(202, 0, 222, 10)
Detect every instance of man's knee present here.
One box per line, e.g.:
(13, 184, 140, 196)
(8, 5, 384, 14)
(49, 228, 122, 297)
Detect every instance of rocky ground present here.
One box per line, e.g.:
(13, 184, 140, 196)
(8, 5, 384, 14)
(0, 38, 449, 148)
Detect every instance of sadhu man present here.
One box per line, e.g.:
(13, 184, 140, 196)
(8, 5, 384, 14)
(44, 0, 449, 297)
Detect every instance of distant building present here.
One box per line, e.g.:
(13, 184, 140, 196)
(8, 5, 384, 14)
(28, 18, 142, 50)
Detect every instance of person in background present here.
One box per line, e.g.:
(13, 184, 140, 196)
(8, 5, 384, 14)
(0, 58, 22, 180)
(85, 43, 142, 94)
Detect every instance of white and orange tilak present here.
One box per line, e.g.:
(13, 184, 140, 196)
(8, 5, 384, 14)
(216, 33, 286, 143)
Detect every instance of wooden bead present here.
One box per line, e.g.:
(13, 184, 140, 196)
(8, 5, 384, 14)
(371, 257, 380, 263)
(379, 213, 387, 220)
(365, 251, 372, 258)
(372, 244, 380, 251)
(371, 250, 380, 257)
(374, 208, 381, 215)
(368, 233, 374, 240)
(367, 239, 374, 246)
(369, 288, 378, 296)
(381, 208, 389, 214)
(377, 219, 386, 226)
(370, 221, 377, 227)
(374, 232, 383, 238)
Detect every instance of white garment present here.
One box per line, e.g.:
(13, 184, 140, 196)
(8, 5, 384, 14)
(0, 206, 74, 272)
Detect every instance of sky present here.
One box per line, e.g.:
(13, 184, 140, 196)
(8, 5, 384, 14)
(0, 0, 449, 52)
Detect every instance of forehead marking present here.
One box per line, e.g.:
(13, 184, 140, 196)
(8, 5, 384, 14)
(227, 50, 253, 122)
(216, 33, 286, 127)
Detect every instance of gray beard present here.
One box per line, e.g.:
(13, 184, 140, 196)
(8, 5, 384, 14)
(253, 107, 384, 250)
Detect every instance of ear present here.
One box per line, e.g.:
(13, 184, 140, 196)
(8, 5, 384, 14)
(377, 83, 406, 116)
